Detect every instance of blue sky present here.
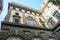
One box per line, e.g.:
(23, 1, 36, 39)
(0, 0, 43, 26)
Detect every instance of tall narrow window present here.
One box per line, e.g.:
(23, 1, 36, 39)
(13, 12, 20, 23)
(27, 17, 36, 26)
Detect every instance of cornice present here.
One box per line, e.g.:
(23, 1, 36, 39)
(9, 2, 41, 14)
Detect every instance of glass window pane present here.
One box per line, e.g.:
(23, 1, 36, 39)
(27, 17, 36, 26)
(56, 12, 60, 19)
(50, 20, 56, 25)
(15, 19, 19, 23)
(27, 19, 35, 26)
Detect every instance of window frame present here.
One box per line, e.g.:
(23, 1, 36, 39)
(55, 12, 60, 19)
(49, 19, 56, 25)
(13, 16, 20, 23)
(27, 17, 36, 26)
(14, 18, 19, 23)
(51, 9, 58, 16)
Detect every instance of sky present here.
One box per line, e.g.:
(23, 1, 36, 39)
(0, 0, 44, 26)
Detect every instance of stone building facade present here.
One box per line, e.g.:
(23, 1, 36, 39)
(42, 0, 60, 38)
(0, 2, 60, 40)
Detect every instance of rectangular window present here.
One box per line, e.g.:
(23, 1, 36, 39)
(56, 12, 60, 19)
(51, 9, 58, 16)
(50, 20, 56, 25)
(15, 19, 19, 23)
(27, 20, 35, 26)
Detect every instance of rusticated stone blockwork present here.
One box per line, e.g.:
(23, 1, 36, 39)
(1, 21, 59, 40)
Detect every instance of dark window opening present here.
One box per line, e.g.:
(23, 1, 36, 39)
(15, 19, 19, 23)
(15, 13, 19, 15)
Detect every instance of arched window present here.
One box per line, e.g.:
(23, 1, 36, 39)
(7, 37, 23, 40)
(49, 38, 56, 40)
(27, 16, 36, 26)
(48, 36, 57, 40)
(39, 18, 46, 27)
(32, 37, 42, 40)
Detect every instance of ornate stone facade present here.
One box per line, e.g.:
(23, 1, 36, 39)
(0, 2, 60, 40)
(42, 0, 60, 39)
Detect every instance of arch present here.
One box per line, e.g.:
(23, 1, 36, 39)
(48, 34, 58, 40)
(6, 35, 25, 40)
(26, 16, 36, 26)
(31, 36, 43, 40)
(48, 36, 57, 40)
(27, 16, 34, 20)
